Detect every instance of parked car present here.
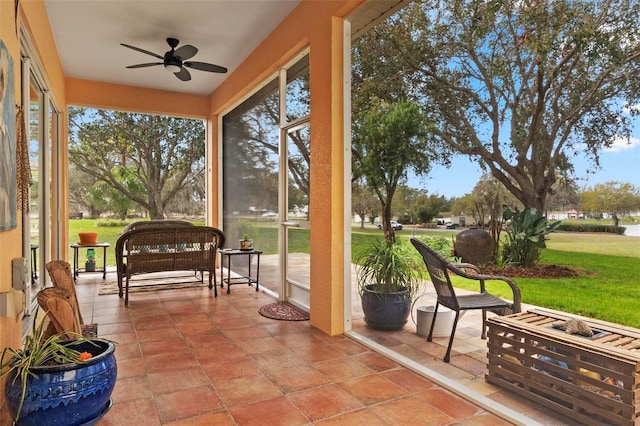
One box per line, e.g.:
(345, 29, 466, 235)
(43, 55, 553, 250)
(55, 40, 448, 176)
(376, 221, 403, 231)
(446, 223, 459, 229)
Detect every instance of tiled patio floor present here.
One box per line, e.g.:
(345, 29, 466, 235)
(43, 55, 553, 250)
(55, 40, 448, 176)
(1, 267, 574, 425)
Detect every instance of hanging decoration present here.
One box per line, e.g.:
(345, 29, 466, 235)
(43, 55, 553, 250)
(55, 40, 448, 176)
(16, 104, 30, 213)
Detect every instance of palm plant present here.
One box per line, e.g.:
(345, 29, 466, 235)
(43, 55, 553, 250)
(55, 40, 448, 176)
(356, 238, 423, 300)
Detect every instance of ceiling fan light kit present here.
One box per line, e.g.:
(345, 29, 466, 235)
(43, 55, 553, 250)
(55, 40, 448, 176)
(164, 64, 181, 73)
(121, 37, 227, 82)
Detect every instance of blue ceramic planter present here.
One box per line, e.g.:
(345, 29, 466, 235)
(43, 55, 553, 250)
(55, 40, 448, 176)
(361, 285, 411, 331)
(5, 339, 117, 426)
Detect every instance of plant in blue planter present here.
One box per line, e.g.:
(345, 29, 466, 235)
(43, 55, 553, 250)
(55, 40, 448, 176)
(1, 310, 117, 426)
(356, 239, 424, 331)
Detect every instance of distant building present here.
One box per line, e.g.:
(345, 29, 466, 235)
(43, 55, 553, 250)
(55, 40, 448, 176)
(548, 209, 584, 220)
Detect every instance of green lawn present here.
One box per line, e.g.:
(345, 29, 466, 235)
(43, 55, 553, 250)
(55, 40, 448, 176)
(412, 231, 640, 327)
(69, 219, 640, 327)
(448, 249, 640, 327)
(69, 219, 128, 267)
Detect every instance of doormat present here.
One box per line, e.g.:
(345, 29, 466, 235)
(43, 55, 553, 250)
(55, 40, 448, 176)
(259, 301, 309, 321)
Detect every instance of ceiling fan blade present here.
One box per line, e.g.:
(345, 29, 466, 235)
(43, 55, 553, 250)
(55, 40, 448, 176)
(120, 43, 163, 60)
(126, 62, 163, 69)
(174, 67, 191, 81)
(174, 45, 198, 61)
(184, 61, 228, 73)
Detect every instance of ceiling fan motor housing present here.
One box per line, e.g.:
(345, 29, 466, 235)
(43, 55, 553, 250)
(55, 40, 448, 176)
(164, 51, 182, 70)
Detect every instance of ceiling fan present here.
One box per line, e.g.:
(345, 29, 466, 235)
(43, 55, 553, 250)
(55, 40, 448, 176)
(121, 37, 228, 81)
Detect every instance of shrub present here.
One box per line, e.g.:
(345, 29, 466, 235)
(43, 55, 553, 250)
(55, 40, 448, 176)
(501, 206, 561, 267)
(96, 219, 128, 228)
(556, 223, 625, 235)
(417, 236, 457, 261)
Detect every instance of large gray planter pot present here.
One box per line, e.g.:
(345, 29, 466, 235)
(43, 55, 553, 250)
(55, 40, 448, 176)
(360, 284, 411, 331)
(455, 228, 494, 265)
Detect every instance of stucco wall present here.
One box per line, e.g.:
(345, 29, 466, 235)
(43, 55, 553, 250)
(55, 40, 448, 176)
(208, 0, 364, 335)
(1, 0, 25, 355)
(66, 78, 210, 119)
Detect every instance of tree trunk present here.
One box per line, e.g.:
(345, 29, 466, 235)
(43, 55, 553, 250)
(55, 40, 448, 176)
(147, 196, 164, 219)
(612, 214, 619, 227)
(358, 212, 366, 229)
(381, 199, 395, 243)
(488, 196, 503, 260)
(88, 206, 99, 219)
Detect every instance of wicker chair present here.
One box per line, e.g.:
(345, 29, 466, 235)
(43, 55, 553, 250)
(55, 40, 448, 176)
(410, 238, 521, 362)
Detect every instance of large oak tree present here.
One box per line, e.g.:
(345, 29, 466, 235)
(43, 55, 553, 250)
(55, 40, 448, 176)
(366, 0, 640, 211)
(68, 108, 205, 219)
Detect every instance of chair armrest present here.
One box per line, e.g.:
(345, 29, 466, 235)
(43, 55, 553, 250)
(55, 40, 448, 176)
(452, 262, 481, 274)
(447, 263, 522, 312)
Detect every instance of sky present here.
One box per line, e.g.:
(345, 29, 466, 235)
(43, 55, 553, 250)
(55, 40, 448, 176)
(410, 135, 640, 199)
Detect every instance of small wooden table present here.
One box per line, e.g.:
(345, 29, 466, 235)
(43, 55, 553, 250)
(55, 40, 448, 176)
(71, 242, 110, 279)
(219, 248, 262, 294)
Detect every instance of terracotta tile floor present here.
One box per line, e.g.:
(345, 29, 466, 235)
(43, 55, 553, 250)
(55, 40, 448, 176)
(0, 268, 575, 425)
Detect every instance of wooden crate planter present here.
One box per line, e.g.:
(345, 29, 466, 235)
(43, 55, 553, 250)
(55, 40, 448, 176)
(486, 309, 640, 426)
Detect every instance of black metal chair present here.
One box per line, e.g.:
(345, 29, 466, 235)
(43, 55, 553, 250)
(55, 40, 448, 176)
(410, 238, 522, 362)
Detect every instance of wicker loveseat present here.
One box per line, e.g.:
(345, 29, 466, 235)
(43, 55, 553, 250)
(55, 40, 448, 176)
(122, 219, 195, 233)
(115, 225, 225, 306)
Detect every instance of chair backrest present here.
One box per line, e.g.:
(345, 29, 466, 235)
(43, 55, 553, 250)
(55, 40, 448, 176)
(122, 219, 194, 234)
(410, 238, 460, 310)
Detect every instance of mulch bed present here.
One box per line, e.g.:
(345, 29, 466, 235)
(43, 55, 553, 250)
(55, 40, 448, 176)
(480, 264, 584, 278)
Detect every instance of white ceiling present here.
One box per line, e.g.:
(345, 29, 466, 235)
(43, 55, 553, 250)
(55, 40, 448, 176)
(44, 0, 302, 96)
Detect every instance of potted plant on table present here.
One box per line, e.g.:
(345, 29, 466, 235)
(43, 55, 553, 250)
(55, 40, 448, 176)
(1, 310, 117, 426)
(239, 233, 253, 250)
(356, 238, 424, 331)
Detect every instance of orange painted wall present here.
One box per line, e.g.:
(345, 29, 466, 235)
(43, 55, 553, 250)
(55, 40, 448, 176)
(0, 0, 24, 292)
(0, 0, 69, 407)
(209, 0, 364, 335)
(19, 0, 66, 107)
(0, 0, 25, 387)
(66, 78, 209, 119)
